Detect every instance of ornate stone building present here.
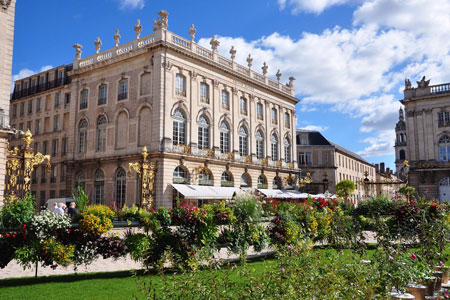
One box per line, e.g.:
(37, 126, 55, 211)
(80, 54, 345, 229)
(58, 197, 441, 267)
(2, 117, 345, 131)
(9, 11, 299, 208)
(0, 0, 16, 205)
(398, 76, 450, 202)
(296, 129, 376, 205)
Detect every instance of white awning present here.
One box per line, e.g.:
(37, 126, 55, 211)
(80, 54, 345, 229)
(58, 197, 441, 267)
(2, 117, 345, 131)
(171, 184, 240, 200)
(257, 189, 310, 199)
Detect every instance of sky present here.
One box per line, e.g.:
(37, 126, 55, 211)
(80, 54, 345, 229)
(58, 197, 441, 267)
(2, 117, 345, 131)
(11, 0, 450, 170)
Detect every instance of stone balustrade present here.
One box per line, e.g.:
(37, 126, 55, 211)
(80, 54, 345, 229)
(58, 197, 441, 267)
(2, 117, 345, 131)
(73, 24, 295, 97)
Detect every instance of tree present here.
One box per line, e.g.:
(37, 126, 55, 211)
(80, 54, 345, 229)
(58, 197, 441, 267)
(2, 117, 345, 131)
(335, 180, 356, 199)
(398, 185, 416, 200)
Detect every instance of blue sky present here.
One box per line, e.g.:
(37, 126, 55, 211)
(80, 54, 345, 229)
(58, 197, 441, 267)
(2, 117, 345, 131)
(12, 0, 450, 170)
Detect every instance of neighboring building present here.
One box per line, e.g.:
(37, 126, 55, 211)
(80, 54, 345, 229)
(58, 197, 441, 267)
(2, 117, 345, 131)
(0, 0, 16, 205)
(9, 11, 299, 208)
(296, 129, 376, 205)
(394, 108, 408, 176)
(398, 76, 450, 201)
(374, 163, 399, 199)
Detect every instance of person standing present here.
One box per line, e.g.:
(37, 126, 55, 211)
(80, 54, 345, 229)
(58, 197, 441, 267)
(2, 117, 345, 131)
(54, 203, 64, 216)
(67, 202, 78, 218)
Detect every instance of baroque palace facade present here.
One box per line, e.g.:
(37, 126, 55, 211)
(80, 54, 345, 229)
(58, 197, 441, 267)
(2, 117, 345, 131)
(9, 11, 299, 208)
(396, 77, 450, 202)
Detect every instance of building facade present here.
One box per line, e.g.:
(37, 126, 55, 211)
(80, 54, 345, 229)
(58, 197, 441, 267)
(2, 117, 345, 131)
(296, 129, 376, 204)
(0, 0, 16, 205)
(398, 77, 450, 201)
(9, 11, 299, 208)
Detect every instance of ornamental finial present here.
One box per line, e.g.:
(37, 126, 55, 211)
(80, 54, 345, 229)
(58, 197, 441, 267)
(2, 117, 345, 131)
(210, 35, 220, 52)
(276, 70, 282, 82)
(23, 129, 33, 148)
(142, 146, 148, 161)
(134, 19, 142, 39)
(189, 24, 196, 41)
(114, 29, 121, 47)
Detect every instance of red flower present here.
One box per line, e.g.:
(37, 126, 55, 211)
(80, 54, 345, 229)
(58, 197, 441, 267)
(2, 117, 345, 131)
(411, 253, 417, 260)
(5, 233, 10, 238)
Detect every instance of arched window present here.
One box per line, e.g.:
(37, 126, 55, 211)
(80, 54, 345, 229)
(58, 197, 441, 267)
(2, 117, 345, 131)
(439, 135, 450, 162)
(94, 170, 105, 204)
(240, 173, 251, 188)
(200, 82, 209, 103)
(257, 175, 267, 188)
(239, 126, 248, 156)
(78, 120, 88, 153)
(220, 121, 230, 153)
(199, 168, 213, 186)
(284, 112, 290, 128)
(173, 166, 189, 184)
(256, 130, 264, 159)
(284, 137, 291, 163)
(240, 97, 247, 115)
(273, 176, 281, 189)
(198, 115, 210, 149)
(271, 134, 279, 161)
(222, 90, 229, 109)
(114, 168, 126, 209)
(176, 74, 186, 96)
(221, 171, 233, 187)
(173, 109, 186, 145)
(399, 149, 406, 160)
(96, 116, 106, 152)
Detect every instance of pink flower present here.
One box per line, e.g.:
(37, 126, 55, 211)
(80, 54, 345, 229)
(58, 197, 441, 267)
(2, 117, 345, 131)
(411, 253, 417, 260)
(389, 256, 394, 260)
(287, 245, 293, 250)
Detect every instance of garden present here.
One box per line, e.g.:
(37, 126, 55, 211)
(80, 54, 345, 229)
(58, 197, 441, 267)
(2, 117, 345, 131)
(2, 186, 450, 299)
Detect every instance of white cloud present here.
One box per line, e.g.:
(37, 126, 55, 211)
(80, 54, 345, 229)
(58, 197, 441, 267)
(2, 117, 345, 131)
(278, 0, 353, 14)
(117, 0, 145, 10)
(199, 0, 450, 160)
(299, 125, 329, 132)
(299, 105, 317, 112)
(11, 65, 53, 92)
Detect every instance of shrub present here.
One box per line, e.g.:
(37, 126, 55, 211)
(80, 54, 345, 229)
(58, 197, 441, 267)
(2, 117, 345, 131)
(79, 213, 112, 237)
(29, 210, 71, 242)
(0, 193, 35, 229)
(72, 182, 89, 213)
(335, 180, 356, 198)
(40, 238, 75, 267)
(95, 236, 127, 259)
(124, 232, 150, 262)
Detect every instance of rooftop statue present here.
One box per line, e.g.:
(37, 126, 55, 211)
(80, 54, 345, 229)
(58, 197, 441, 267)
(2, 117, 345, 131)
(417, 76, 430, 88)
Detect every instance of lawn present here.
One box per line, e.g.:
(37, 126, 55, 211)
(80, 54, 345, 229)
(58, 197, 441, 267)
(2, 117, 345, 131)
(0, 248, 374, 300)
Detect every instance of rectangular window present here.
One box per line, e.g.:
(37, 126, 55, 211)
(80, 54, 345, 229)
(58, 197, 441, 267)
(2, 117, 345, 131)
(62, 137, 67, 156)
(28, 100, 33, 114)
(98, 85, 107, 105)
(53, 115, 59, 132)
(12, 104, 17, 118)
(43, 141, 48, 155)
(272, 108, 278, 124)
(118, 79, 128, 100)
(324, 153, 329, 164)
(59, 190, 65, 197)
(222, 90, 229, 110)
(284, 112, 290, 128)
(200, 82, 209, 103)
(35, 119, 40, 135)
(36, 98, 41, 112)
(41, 166, 46, 183)
(50, 190, 56, 199)
(55, 92, 61, 108)
(80, 90, 88, 110)
(61, 164, 66, 182)
(257, 103, 263, 120)
(438, 112, 450, 127)
(64, 93, 71, 108)
(176, 74, 186, 97)
(240, 97, 247, 115)
(40, 190, 46, 203)
(27, 121, 32, 132)
(20, 102, 24, 116)
(34, 142, 39, 153)
(50, 165, 57, 183)
(298, 152, 312, 165)
(51, 139, 58, 156)
(19, 123, 24, 131)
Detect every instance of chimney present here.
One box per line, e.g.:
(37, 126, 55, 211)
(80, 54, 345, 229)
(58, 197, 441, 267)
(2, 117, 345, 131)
(386, 167, 390, 175)
(375, 164, 379, 173)
(380, 162, 385, 174)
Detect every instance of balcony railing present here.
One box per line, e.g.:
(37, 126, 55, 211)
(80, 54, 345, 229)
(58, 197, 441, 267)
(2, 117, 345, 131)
(439, 121, 450, 128)
(176, 89, 186, 97)
(221, 181, 234, 187)
(118, 93, 128, 100)
(173, 177, 190, 184)
(198, 179, 214, 186)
